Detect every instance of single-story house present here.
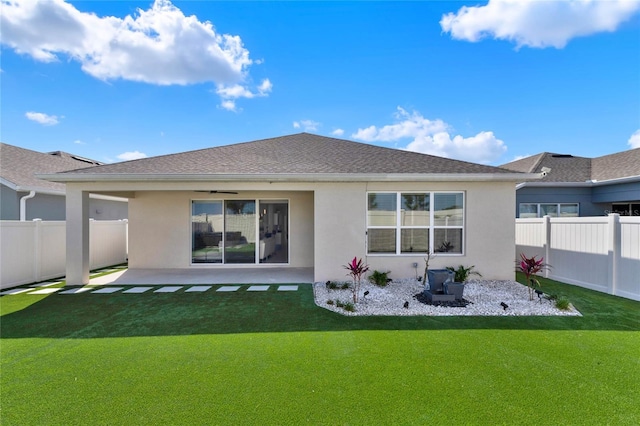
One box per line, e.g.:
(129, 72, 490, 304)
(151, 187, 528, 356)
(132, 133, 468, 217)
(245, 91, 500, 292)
(0, 142, 128, 221)
(501, 148, 640, 218)
(41, 133, 540, 285)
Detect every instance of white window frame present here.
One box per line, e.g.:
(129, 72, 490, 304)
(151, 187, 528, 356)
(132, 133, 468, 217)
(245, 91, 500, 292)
(366, 191, 465, 256)
(519, 203, 579, 218)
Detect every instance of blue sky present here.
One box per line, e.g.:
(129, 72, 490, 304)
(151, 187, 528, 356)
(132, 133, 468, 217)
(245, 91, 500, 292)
(2, 0, 639, 166)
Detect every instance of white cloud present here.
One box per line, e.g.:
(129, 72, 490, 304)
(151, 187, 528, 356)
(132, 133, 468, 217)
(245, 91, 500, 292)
(1, 0, 270, 107)
(352, 107, 507, 164)
(220, 99, 237, 112)
(628, 129, 640, 149)
(25, 111, 59, 125)
(215, 78, 271, 110)
(292, 120, 321, 132)
(332, 128, 345, 136)
(440, 0, 640, 49)
(117, 151, 148, 161)
(73, 139, 85, 145)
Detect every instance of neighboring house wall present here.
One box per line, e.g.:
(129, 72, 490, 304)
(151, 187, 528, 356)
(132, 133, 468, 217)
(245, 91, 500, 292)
(19, 192, 67, 220)
(1, 185, 19, 220)
(515, 186, 606, 217)
(591, 181, 640, 204)
(1, 186, 127, 220)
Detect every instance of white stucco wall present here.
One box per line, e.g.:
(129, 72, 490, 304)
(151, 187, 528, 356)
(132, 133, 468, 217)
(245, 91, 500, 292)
(128, 189, 314, 269)
(315, 181, 516, 282)
(64, 179, 516, 283)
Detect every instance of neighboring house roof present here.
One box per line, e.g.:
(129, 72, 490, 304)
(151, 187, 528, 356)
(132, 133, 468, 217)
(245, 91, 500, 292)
(501, 148, 640, 184)
(0, 142, 102, 193)
(43, 133, 535, 183)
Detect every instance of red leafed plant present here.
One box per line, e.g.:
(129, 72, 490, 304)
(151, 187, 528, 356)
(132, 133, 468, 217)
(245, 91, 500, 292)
(343, 256, 369, 303)
(519, 253, 547, 301)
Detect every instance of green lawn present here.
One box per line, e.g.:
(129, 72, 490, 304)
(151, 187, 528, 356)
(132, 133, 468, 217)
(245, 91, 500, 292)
(1, 275, 639, 425)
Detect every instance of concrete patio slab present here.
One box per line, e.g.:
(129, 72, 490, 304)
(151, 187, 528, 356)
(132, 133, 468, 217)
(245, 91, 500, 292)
(92, 287, 124, 294)
(217, 286, 241, 292)
(27, 288, 62, 295)
(185, 286, 212, 292)
(59, 287, 94, 294)
(1, 288, 33, 295)
(88, 267, 313, 286)
(154, 286, 182, 293)
(29, 281, 61, 288)
(247, 285, 270, 291)
(123, 287, 153, 294)
(278, 285, 299, 291)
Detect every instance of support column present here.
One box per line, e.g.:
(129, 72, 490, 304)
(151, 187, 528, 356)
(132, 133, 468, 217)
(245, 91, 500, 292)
(66, 188, 90, 285)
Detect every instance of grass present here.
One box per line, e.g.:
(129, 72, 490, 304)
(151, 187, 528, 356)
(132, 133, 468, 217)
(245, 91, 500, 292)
(1, 274, 639, 425)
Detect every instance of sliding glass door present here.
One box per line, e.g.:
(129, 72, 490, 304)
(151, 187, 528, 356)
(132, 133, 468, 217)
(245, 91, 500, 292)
(224, 200, 256, 264)
(192, 199, 288, 265)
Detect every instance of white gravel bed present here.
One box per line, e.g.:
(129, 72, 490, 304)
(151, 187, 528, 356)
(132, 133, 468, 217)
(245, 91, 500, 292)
(314, 278, 582, 317)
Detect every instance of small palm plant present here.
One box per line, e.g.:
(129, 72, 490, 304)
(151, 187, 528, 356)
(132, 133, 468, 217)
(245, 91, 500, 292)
(519, 253, 548, 301)
(446, 265, 482, 283)
(343, 256, 369, 303)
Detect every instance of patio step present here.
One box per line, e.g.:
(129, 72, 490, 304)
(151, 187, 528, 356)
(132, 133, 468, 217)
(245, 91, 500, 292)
(2, 284, 301, 295)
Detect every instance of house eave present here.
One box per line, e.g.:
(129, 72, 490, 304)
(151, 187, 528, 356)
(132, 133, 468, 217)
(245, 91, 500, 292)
(38, 172, 541, 184)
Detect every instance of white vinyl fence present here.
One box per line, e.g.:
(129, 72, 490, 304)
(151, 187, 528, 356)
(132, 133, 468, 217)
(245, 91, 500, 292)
(1, 219, 128, 289)
(516, 214, 640, 301)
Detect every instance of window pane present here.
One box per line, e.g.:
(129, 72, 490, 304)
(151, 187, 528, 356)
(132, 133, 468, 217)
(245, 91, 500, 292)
(401, 194, 430, 226)
(368, 229, 396, 253)
(540, 204, 558, 217)
(224, 200, 256, 264)
(559, 204, 579, 217)
(192, 201, 223, 263)
(368, 193, 397, 226)
(434, 193, 463, 226)
(434, 228, 462, 254)
(401, 229, 428, 253)
(519, 203, 538, 218)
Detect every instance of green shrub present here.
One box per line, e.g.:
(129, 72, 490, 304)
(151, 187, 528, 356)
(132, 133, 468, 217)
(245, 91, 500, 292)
(326, 281, 339, 290)
(555, 296, 570, 310)
(343, 302, 355, 312)
(326, 300, 335, 305)
(445, 265, 482, 283)
(341, 283, 350, 290)
(336, 300, 345, 308)
(369, 270, 391, 287)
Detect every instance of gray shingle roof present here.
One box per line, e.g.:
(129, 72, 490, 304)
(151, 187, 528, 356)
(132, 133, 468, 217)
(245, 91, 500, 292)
(60, 133, 516, 177)
(0, 143, 101, 192)
(592, 148, 640, 181)
(501, 148, 640, 183)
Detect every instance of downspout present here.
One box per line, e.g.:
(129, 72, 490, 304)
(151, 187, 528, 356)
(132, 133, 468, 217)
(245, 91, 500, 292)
(20, 191, 36, 221)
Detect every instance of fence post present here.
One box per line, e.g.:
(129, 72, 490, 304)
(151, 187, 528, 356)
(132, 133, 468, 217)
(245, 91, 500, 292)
(33, 219, 42, 283)
(543, 215, 551, 278)
(608, 213, 621, 296)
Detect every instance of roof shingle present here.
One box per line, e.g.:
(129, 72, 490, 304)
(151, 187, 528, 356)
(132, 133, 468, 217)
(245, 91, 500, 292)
(0, 143, 101, 192)
(61, 133, 516, 176)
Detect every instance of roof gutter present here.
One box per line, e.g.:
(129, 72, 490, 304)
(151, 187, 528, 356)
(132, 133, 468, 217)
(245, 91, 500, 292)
(516, 174, 640, 190)
(38, 172, 543, 183)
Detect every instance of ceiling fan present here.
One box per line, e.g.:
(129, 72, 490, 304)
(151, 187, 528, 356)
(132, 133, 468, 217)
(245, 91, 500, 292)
(194, 190, 239, 194)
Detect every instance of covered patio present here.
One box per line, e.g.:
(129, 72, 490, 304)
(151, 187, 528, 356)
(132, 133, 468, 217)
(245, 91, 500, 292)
(89, 267, 314, 286)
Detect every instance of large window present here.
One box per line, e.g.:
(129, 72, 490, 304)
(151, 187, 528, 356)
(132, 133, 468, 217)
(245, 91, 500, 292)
(519, 203, 579, 218)
(367, 192, 464, 255)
